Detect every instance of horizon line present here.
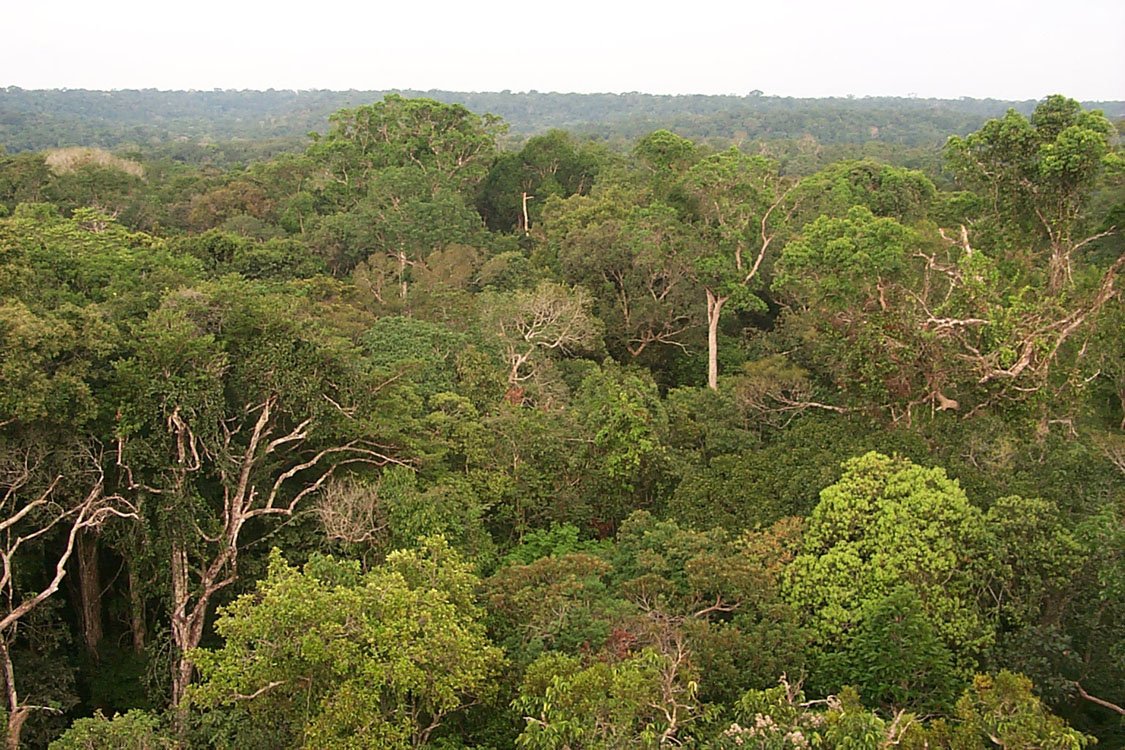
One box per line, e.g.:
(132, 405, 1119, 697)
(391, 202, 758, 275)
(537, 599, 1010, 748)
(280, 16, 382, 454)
(3, 85, 1124, 104)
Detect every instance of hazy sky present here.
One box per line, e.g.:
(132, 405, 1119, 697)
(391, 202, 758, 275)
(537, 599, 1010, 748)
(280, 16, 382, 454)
(4, 0, 1123, 99)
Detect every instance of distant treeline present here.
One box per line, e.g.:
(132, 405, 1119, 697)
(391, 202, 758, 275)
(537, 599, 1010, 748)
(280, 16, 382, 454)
(3, 87, 1123, 156)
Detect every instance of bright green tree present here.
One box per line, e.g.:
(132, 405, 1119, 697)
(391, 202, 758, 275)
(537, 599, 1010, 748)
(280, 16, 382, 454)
(786, 452, 993, 679)
(513, 649, 701, 750)
(189, 541, 504, 749)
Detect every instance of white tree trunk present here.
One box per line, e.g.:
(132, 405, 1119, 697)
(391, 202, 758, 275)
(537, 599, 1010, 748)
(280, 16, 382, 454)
(706, 290, 727, 390)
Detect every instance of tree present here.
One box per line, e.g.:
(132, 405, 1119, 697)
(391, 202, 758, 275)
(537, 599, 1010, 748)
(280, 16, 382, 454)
(773, 205, 913, 309)
(952, 672, 1094, 750)
(0, 208, 192, 745)
(816, 586, 960, 713)
(633, 130, 698, 189)
(113, 278, 414, 707)
(48, 710, 171, 750)
(308, 168, 486, 279)
(714, 672, 1091, 749)
(946, 95, 1117, 293)
(485, 552, 624, 665)
(771, 206, 922, 414)
(189, 541, 504, 749)
(308, 95, 504, 209)
(0, 153, 51, 213)
(571, 365, 670, 525)
(774, 190, 1123, 421)
(513, 648, 701, 749)
(549, 187, 700, 362)
(981, 495, 1083, 632)
(478, 281, 603, 403)
(789, 159, 936, 227)
(786, 452, 993, 680)
(0, 449, 133, 750)
(1057, 504, 1125, 730)
(477, 129, 603, 233)
(680, 149, 798, 389)
(716, 680, 924, 750)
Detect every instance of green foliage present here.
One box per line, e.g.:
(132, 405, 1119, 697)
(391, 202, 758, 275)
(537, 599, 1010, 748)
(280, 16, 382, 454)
(953, 672, 1094, 750)
(787, 452, 993, 674)
(572, 364, 670, 513)
(946, 95, 1114, 252)
(612, 511, 762, 616)
(485, 552, 624, 663)
(681, 148, 790, 308)
(1, 92, 1121, 748)
(513, 650, 698, 750)
(478, 280, 604, 401)
(790, 159, 936, 225)
(549, 189, 700, 364)
(664, 385, 760, 460)
(373, 467, 496, 565)
(633, 130, 698, 176)
(715, 672, 1092, 750)
(0, 207, 202, 313)
(500, 524, 606, 567)
(189, 545, 504, 749)
(716, 681, 923, 750)
(981, 495, 1083, 630)
(362, 316, 467, 399)
(774, 205, 914, 305)
(309, 94, 503, 208)
(49, 710, 171, 750)
(477, 130, 603, 232)
(816, 586, 960, 712)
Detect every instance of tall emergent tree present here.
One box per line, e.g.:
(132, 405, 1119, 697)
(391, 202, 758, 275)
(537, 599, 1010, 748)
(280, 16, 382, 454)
(946, 95, 1118, 293)
(681, 149, 799, 389)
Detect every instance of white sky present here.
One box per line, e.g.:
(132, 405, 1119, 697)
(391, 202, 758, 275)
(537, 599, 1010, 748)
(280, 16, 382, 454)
(3, 0, 1123, 100)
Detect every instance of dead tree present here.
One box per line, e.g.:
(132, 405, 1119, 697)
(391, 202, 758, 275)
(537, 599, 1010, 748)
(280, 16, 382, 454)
(0, 453, 134, 750)
(148, 395, 404, 706)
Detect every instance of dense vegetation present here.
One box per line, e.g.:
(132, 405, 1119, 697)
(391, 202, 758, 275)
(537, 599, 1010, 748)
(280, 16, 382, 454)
(0, 91, 1122, 749)
(3, 87, 1123, 160)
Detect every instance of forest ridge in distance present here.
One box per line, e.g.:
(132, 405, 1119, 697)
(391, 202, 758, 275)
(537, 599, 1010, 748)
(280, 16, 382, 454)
(1, 86, 1123, 154)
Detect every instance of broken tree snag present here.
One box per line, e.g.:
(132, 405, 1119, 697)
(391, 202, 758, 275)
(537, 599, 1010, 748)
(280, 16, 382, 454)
(706, 289, 728, 391)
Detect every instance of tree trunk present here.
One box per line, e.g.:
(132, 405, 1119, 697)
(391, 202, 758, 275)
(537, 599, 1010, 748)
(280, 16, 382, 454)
(4, 707, 27, 750)
(398, 250, 409, 301)
(1048, 246, 1069, 294)
(706, 290, 727, 391)
(169, 539, 195, 708)
(76, 530, 103, 656)
(0, 640, 26, 750)
(127, 561, 147, 654)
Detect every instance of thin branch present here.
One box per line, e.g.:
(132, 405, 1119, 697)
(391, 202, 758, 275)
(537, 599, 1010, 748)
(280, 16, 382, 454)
(233, 680, 286, 701)
(1076, 683, 1125, 716)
